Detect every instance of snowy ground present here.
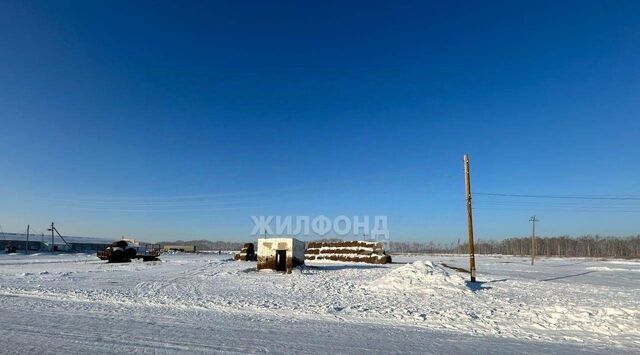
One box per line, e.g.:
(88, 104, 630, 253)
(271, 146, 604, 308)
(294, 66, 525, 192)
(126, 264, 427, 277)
(0, 252, 637, 354)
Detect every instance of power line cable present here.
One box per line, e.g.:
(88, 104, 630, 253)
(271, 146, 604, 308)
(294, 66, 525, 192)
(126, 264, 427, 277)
(474, 201, 640, 208)
(473, 207, 640, 213)
(475, 192, 640, 201)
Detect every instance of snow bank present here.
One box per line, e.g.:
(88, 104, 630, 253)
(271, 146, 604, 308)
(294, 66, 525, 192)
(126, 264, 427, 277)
(1, 253, 638, 351)
(369, 260, 467, 293)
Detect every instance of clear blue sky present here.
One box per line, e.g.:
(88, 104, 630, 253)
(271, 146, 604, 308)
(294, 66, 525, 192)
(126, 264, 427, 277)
(1, 1, 639, 242)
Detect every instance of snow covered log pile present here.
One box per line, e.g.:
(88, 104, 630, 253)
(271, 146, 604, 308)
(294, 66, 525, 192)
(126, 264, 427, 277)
(234, 243, 257, 261)
(305, 241, 392, 264)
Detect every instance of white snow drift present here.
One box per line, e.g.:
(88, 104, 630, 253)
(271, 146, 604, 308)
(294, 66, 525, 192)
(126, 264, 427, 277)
(369, 260, 468, 293)
(0, 252, 638, 353)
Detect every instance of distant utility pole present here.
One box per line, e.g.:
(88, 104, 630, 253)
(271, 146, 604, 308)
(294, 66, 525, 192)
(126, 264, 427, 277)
(47, 222, 73, 252)
(48, 222, 55, 252)
(529, 216, 539, 265)
(463, 154, 477, 282)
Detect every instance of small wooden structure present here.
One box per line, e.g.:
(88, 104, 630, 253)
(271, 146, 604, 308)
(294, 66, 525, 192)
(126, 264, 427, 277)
(257, 238, 305, 273)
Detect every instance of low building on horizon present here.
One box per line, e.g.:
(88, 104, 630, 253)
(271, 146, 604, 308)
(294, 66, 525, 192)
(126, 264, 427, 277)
(0, 232, 111, 253)
(161, 244, 197, 253)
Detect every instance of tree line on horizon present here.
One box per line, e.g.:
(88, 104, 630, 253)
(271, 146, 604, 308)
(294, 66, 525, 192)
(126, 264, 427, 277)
(162, 235, 640, 258)
(388, 235, 640, 258)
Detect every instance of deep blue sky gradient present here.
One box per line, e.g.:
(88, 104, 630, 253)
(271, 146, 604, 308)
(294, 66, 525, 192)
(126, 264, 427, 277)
(1, 1, 639, 241)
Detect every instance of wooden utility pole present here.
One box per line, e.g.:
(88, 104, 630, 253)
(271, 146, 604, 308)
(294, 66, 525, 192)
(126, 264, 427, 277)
(26, 225, 29, 254)
(48, 222, 55, 252)
(529, 216, 538, 265)
(463, 154, 477, 282)
(50, 223, 73, 251)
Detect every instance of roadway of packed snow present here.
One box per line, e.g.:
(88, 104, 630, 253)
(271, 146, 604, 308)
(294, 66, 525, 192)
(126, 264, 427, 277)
(0, 252, 638, 354)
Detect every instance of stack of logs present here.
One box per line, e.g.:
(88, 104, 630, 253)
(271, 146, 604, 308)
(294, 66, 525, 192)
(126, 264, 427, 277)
(305, 241, 392, 264)
(234, 243, 257, 261)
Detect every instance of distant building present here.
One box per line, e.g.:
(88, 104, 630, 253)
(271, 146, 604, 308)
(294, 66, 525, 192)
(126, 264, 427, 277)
(0, 232, 111, 253)
(162, 245, 197, 253)
(257, 237, 304, 273)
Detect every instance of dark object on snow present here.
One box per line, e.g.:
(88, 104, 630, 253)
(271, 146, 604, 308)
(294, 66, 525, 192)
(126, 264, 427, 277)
(234, 243, 257, 261)
(113, 240, 128, 249)
(5, 243, 17, 253)
(97, 240, 159, 263)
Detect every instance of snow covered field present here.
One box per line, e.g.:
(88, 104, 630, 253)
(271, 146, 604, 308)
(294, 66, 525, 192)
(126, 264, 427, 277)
(0, 252, 637, 354)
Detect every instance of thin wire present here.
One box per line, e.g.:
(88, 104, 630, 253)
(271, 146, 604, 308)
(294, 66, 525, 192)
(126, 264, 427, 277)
(474, 201, 640, 208)
(473, 207, 640, 213)
(475, 192, 640, 201)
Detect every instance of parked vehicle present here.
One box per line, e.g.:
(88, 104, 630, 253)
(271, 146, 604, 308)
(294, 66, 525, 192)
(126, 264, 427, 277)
(5, 243, 17, 254)
(97, 239, 159, 263)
